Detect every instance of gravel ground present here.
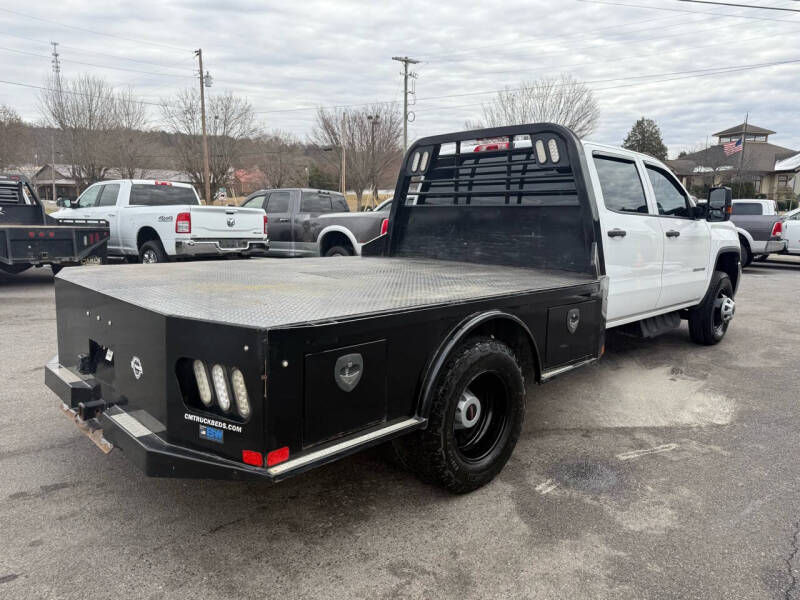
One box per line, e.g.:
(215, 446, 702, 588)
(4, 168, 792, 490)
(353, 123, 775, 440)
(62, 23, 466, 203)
(1, 256, 800, 599)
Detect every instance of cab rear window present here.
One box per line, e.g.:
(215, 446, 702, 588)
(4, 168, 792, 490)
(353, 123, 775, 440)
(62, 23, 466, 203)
(129, 184, 199, 206)
(731, 202, 762, 215)
(301, 191, 348, 213)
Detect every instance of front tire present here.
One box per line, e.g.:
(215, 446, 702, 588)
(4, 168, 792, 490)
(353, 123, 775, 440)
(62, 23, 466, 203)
(139, 240, 168, 264)
(394, 337, 525, 494)
(688, 270, 734, 345)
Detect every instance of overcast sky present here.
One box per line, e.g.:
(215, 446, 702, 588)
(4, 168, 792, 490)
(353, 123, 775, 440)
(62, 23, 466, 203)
(1, 0, 799, 158)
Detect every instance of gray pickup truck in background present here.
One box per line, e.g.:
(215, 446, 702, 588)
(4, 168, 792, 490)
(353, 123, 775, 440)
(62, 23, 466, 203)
(241, 188, 389, 257)
(730, 199, 786, 266)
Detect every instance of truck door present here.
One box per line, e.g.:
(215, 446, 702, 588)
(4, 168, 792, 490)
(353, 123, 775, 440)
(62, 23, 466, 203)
(95, 183, 122, 251)
(785, 212, 800, 254)
(264, 190, 294, 256)
(588, 151, 663, 324)
(643, 163, 711, 308)
(65, 184, 103, 220)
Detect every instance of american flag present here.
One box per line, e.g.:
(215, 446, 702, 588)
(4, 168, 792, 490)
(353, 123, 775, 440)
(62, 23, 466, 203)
(724, 138, 743, 156)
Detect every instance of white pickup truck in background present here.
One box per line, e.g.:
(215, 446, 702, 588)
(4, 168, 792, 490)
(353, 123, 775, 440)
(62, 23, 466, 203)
(52, 180, 268, 263)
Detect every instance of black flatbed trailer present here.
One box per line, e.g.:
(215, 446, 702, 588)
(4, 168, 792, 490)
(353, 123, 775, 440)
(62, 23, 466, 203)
(0, 175, 108, 274)
(45, 123, 607, 493)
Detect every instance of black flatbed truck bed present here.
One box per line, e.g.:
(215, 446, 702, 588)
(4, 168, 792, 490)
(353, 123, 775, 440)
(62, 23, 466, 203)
(0, 175, 108, 274)
(45, 123, 608, 493)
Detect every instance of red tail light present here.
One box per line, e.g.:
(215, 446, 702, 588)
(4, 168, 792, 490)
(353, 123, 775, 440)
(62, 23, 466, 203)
(266, 446, 290, 467)
(380, 218, 389, 235)
(264, 214, 268, 234)
(771, 221, 783, 237)
(176, 212, 191, 234)
(242, 450, 263, 467)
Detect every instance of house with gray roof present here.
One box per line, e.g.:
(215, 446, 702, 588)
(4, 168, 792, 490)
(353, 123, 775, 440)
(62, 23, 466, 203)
(668, 123, 799, 201)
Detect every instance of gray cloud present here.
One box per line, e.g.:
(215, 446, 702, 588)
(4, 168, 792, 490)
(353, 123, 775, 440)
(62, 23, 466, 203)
(0, 0, 798, 157)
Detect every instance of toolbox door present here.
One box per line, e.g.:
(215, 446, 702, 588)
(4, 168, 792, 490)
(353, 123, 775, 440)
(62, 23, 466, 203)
(303, 340, 388, 447)
(545, 300, 601, 368)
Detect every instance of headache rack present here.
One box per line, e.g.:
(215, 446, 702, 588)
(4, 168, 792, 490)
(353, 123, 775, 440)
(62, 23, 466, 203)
(384, 123, 603, 276)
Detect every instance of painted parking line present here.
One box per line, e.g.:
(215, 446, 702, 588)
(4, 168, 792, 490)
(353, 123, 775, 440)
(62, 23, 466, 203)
(535, 479, 558, 494)
(616, 443, 678, 461)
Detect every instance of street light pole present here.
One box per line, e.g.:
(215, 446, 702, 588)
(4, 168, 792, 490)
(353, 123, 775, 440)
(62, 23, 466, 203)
(195, 49, 212, 204)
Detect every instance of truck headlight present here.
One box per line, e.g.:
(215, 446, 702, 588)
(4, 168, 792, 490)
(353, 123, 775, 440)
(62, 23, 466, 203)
(211, 364, 231, 412)
(231, 368, 250, 419)
(193, 360, 213, 406)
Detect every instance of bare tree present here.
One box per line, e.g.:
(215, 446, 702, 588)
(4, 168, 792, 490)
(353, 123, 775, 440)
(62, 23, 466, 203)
(160, 88, 257, 200)
(254, 131, 307, 188)
(39, 74, 119, 191)
(478, 75, 599, 138)
(0, 104, 28, 170)
(107, 88, 149, 179)
(312, 104, 402, 210)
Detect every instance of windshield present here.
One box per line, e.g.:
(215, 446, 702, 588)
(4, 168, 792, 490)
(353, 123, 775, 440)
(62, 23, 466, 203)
(129, 184, 200, 206)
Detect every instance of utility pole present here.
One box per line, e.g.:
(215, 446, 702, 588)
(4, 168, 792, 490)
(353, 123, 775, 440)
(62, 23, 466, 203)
(340, 113, 346, 195)
(195, 49, 212, 204)
(392, 56, 419, 150)
(50, 42, 61, 80)
(368, 114, 380, 208)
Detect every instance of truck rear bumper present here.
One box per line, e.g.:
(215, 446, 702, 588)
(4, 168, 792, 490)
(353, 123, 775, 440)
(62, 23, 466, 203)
(45, 355, 270, 481)
(750, 239, 786, 254)
(174, 239, 269, 257)
(45, 355, 424, 482)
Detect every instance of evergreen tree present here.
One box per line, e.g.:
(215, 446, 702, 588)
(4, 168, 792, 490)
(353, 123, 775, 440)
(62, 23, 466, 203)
(622, 117, 668, 161)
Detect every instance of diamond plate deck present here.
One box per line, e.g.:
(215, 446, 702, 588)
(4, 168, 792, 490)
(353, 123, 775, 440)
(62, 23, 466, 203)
(58, 258, 595, 329)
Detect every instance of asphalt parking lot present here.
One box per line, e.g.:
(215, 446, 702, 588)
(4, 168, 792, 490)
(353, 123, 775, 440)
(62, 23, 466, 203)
(2, 257, 800, 599)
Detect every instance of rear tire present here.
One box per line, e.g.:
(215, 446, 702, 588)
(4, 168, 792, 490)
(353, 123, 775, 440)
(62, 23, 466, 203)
(688, 270, 734, 345)
(139, 240, 168, 264)
(324, 245, 353, 257)
(393, 337, 525, 494)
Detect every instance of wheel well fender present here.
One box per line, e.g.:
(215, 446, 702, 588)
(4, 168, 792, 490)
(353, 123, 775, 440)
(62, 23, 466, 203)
(416, 311, 541, 421)
(137, 226, 161, 250)
(318, 226, 357, 255)
(714, 249, 741, 295)
(736, 229, 753, 247)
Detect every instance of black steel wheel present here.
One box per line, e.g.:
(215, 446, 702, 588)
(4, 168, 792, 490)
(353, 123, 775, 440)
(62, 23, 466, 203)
(393, 337, 525, 494)
(688, 270, 734, 345)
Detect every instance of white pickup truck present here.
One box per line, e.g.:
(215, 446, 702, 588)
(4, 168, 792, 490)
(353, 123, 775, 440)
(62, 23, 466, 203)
(52, 180, 268, 263)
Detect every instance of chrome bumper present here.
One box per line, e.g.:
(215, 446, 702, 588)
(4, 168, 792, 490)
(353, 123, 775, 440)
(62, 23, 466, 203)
(174, 239, 269, 257)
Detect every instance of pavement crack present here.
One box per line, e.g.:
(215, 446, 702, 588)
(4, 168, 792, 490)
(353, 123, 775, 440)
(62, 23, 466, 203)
(783, 520, 800, 600)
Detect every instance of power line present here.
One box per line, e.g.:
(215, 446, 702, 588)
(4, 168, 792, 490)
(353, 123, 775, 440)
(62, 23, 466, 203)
(576, 0, 800, 23)
(0, 31, 195, 71)
(678, 0, 800, 12)
(413, 59, 800, 114)
(0, 78, 181, 109)
(253, 57, 800, 115)
(0, 45, 195, 79)
(0, 8, 192, 52)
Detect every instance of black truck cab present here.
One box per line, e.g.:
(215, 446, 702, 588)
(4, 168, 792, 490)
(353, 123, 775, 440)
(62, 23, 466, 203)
(45, 123, 606, 493)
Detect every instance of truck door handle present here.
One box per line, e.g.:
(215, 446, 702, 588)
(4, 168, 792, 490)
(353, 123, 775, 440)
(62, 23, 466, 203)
(666, 230, 680, 238)
(607, 229, 627, 238)
(278, 218, 290, 223)
(106, 213, 116, 217)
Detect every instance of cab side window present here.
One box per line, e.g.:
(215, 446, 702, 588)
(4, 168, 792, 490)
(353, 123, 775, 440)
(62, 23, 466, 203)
(300, 191, 333, 213)
(242, 194, 266, 209)
(76, 185, 102, 208)
(266, 191, 292, 213)
(593, 155, 649, 214)
(646, 165, 690, 218)
(97, 184, 120, 207)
